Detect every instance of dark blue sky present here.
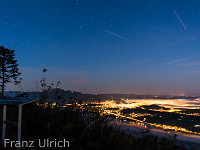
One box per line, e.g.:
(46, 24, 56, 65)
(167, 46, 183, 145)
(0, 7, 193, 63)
(1, 0, 200, 95)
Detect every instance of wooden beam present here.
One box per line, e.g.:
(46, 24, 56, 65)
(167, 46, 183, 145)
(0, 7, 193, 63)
(17, 105, 22, 142)
(2, 105, 7, 143)
(21, 99, 39, 105)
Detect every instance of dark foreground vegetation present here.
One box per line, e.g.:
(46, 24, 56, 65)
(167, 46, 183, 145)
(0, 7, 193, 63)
(0, 104, 187, 150)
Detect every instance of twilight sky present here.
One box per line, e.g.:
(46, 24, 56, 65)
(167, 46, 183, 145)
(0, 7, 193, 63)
(1, 0, 200, 95)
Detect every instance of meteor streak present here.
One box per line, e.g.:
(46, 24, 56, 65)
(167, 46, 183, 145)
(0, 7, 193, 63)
(104, 30, 127, 40)
(173, 10, 187, 30)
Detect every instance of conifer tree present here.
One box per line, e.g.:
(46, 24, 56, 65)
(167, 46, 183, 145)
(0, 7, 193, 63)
(0, 46, 21, 97)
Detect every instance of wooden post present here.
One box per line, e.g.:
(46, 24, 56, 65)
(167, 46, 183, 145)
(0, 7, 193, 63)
(17, 105, 22, 142)
(2, 105, 7, 143)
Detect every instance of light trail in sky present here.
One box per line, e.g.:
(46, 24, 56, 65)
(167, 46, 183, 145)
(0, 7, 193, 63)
(173, 10, 187, 30)
(103, 30, 127, 40)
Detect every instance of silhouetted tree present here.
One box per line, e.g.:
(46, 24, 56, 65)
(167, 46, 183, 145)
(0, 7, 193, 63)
(39, 69, 48, 107)
(40, 68, 47, 91)
(0, 46, 21, 97)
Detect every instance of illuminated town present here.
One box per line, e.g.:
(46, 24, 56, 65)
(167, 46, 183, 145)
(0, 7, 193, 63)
(74, 98, 200, 135)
